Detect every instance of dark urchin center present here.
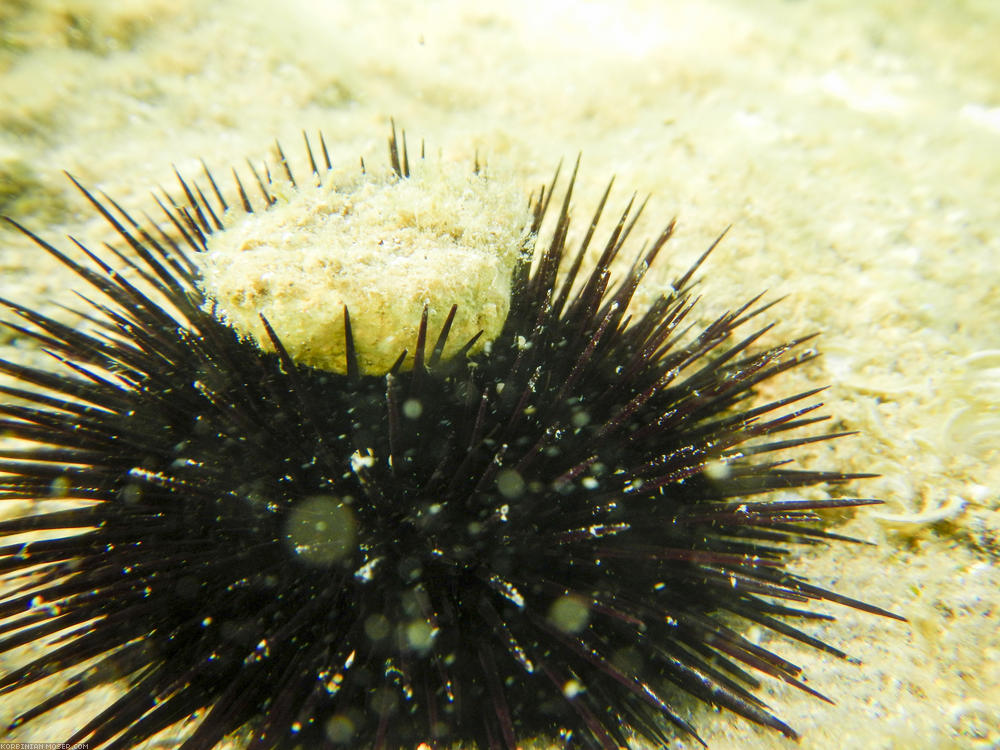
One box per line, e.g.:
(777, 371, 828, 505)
(110, 292, 777, 748)
(125, 319, 673, 745)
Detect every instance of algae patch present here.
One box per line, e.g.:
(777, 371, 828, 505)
(196, 156, 532, 374)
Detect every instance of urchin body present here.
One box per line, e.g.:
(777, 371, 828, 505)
(0, 130, 900, 749)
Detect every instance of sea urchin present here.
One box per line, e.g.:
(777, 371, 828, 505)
(0, 127, 901, 749)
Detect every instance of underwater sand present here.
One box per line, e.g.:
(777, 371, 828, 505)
(1, 0, 998, 748)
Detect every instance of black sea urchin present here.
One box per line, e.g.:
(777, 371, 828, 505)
(0, 128, 901, 750)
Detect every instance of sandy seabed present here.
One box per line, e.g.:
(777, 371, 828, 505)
(1, 1, 998, 748)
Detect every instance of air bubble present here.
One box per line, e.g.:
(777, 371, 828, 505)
(497, 469, 525, 498)
(325, 715, 354, 744)
(548, 595, 590, 634)
(402, 398, 423, 419)
(284, 495, 357, 566)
